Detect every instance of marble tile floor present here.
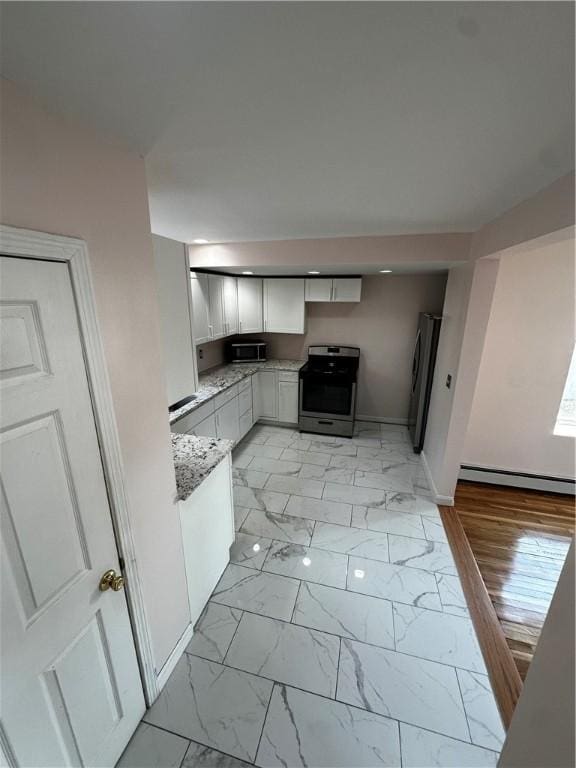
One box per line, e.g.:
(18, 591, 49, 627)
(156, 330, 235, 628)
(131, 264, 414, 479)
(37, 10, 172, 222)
(118, 422, 505, 768)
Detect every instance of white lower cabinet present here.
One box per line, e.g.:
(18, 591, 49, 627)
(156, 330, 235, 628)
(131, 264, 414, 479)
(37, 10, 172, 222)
(179, 455, 234, 627)
(256, 370, 299, 425)
(257, 370, 278, 420)
(215, 396, 240, 442)
(192, 413, 217, 438)
(278, 379, 299, 424)
(251, 373, 260, 423)
(172, 400, 215, 436)
(239, 408, 252, 439)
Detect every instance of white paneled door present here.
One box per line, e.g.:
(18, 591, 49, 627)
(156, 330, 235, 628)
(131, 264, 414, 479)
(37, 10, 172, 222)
(0, 257, 145, 767)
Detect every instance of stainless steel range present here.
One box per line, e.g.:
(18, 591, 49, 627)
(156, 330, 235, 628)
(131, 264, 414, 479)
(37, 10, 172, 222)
(298, 345, 360, 438)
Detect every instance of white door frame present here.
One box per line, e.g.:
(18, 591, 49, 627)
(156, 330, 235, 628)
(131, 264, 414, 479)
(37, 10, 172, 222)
(0, 224, 159, 705)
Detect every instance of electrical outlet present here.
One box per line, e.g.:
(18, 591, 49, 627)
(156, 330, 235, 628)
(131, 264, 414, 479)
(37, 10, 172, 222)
(446, 374, 452, 389)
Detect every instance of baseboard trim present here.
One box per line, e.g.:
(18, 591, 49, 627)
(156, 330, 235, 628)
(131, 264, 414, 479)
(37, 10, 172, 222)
(155, 622, 194, 695)
(460, 465, 575, 495)
(421, 450, 454, 506)
(356, 415, 408, 425)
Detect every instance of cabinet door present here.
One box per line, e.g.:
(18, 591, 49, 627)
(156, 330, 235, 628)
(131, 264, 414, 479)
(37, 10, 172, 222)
(190, 273, 211, 344)
(257, 370, 278, 420)
(239, 409, 252, 439)
(332, 278, 362, 302)
(153, 236, 197, 406)
(189, 412, 217, 439)
(179, 456, 234, 626)
(215, 396, 240, 442)
(222, 276, 238, 336)
(251, 373, 261, 423)
(263, 278, 305, 334)
(237, 278, 263, 334)
(278, 380, 299, 424)
(208, 275, 225, 339)
(305, 278, 333, 302)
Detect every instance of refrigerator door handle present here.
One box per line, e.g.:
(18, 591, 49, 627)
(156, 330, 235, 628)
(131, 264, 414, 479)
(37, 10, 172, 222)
(411, 329, 421, 394)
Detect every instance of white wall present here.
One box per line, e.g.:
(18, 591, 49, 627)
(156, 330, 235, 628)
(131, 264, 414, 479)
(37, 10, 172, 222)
(0, 79, 191, 672)
(498, 539, 575, 768)
(423, 175, 575, 502)
(423, 260, 500, 501)
(152, 234, 197, 405)
(463, 239, 575, 479)
(264, 274, 446, 421)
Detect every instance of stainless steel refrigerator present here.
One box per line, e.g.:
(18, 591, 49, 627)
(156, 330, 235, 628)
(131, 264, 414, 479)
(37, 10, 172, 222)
(408, 313, 442, 453)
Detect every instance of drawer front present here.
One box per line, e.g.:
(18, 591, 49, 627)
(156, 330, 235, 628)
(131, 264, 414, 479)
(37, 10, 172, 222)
(238, 376, 251, 393)
(278, 370, 299, 383)
(214, 383, 239, 410)
(239, 408, 252, 438)
(190, 412, 217, 439)
(171, 399, 214, 434)
(238, 385, 252, 416)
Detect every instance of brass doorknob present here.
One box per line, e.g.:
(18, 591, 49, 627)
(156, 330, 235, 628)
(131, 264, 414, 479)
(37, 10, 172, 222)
(99, 569, 125, 592)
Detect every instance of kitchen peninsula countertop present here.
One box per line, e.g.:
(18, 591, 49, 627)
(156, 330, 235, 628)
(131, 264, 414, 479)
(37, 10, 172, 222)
(169, 359, 305, 425)
(171, 433, 234, 501)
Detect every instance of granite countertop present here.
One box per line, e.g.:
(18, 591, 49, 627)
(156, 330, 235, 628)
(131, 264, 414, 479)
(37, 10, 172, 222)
(172, 433, 234, 501)
(169, 359, 305, 425)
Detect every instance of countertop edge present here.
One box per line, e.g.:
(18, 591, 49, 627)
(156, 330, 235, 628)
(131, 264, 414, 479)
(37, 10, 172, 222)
(169, 359, 305, 425)
(172, 433, 234, 501)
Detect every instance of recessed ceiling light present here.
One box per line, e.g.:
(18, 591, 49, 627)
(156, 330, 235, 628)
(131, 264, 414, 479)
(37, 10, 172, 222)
(379, 269, 392, 274)
(308, 270, 320, 275)
(192, 238, 209, 244)
(242, 270, 254, 275)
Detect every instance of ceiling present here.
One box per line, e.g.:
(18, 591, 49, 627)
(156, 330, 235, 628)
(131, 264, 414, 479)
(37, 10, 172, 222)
(1, 2, 574, 244)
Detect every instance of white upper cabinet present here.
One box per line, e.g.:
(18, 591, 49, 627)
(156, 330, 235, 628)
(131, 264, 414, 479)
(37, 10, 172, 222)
(332, 278, 362, 302)
(237, 277, 263, 334)
(264, 278, 305, 334)
(305, 278, 333, 302)
(152, 236, 198, 405)
(208, 275, 226, 339)
(305, 277, 362, 303)
(222, 276, 239, 335)
(190, 272, 211, 345)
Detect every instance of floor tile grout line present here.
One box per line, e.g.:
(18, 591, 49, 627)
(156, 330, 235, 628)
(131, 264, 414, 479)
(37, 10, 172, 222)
(391, 598, 397, 652)
(220, 608, 245, 667)
(217, 560, 472, 621)
(253, 681, 276, 766)
(235, 503, 449, 548)
(141, 717, 255, 768)
(204, 595, 488, 677)
(398, 717, 404, 768)
(454, 665, 475, 746)
(147, 661, 498, 757)
(288, 579, 302, 623)
(250, 534, 451, 580)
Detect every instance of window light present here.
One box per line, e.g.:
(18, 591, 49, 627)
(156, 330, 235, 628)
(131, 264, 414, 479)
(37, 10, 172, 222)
(554, 344, 576, 437)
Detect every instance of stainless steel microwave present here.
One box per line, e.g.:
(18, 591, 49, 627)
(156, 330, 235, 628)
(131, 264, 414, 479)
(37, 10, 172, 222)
(227, 341, 267, 363)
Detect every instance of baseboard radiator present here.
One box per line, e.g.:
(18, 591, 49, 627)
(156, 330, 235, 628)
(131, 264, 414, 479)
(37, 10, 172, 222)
(459, 465, 575, 495)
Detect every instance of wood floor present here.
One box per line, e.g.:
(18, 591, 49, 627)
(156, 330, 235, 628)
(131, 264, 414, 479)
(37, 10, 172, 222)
(452, 481, 575, 681)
